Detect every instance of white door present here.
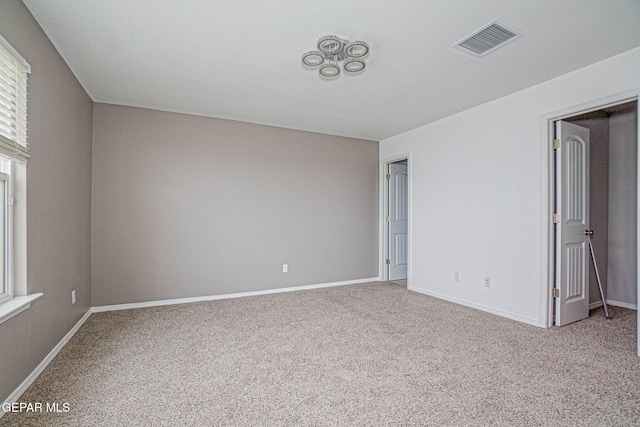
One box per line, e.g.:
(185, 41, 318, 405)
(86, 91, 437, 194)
(388, 162, 408, 280)
(555, 120, 590, 326)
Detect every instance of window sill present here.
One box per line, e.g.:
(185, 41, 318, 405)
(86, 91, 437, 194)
(0, 293, 43, 325)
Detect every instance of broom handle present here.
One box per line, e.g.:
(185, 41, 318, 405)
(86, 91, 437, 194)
(586, 231, 610, 319)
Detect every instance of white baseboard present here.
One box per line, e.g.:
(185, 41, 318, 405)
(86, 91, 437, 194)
(92, 277, 380, 313)
(607, 299, 638, 310)
(0, 308, 92, 419)
(407, 285, 542, 327)
(590, 300, 637, 310)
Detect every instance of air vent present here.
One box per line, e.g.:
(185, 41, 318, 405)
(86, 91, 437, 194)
(453, 20, 524, 58)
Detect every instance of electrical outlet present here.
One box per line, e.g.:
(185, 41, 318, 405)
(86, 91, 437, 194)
(454, 271, 460, 282)
(282, 263, 288, 273)
(483, 277, 491, 288)
(71, 290, 76, 304)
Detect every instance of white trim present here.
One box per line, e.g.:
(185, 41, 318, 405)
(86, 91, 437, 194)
(407, 288, 545, 328)
(0, 293, 42, 325)
(607, 299, 638, 311)
(589, 301, 603, 310)
(589, 300, 637, 311)
(92, 277, 380, 312)
(0, 167, 13, 305)
(637, 95, 640, 356)
(408, 285, 542, 327)
(0, 308, 91, 419)
(540, 112, 554, 328)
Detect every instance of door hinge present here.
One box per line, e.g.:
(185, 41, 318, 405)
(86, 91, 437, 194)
(385, 259, 391, 265)
(7, 198, 14, 206)
(553, 213, 560, 224)
(386, 216, 391, 222)
(386, 173, 391, 180)
(552, 288, 560, 298)
(553, 139, 560, 149)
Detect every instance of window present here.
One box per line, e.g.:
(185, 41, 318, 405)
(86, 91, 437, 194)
(0, 33, 39, 323)
(0, 159, 10, 304)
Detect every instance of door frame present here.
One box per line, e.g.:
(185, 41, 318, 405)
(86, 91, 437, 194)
(541, 90, 640, 355)
(379, 154, 411, 283)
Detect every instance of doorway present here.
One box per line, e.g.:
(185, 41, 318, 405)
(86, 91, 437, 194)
(549, 100, 638, 331)
(383, 158, 409, 284)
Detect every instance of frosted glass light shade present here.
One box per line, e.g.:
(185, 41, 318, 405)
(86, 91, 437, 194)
(319, 63, 340, 77)
(343, 58, 365, 73)
(302, 51, 325, 66)
(317, 35, 343, 54)
(345, 41, 369, 58)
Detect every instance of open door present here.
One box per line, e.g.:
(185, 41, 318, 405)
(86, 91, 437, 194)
(388, 161, 408, 280)
(555, 120, 590, 326)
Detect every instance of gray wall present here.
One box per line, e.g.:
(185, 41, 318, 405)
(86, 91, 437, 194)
(607, 106, 637, 306)
(91, 104, 378, 306)
(0, 0, 93, 403)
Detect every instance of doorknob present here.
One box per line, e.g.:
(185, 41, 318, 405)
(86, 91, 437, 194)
(584, 230, 594, 236)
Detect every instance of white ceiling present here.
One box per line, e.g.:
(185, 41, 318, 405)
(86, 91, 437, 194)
(23, 0, 640, 141)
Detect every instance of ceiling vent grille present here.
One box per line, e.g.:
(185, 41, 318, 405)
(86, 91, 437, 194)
(453, 20, 524, 58)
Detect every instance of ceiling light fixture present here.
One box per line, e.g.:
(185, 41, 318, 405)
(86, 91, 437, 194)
(302, 35, 369, 79)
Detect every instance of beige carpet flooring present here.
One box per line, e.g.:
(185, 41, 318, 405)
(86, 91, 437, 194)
(390, 279, 407, 287)
(1, 281, 639, 426)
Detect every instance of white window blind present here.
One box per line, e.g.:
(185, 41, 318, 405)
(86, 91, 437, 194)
(0, 34, 30, 163)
